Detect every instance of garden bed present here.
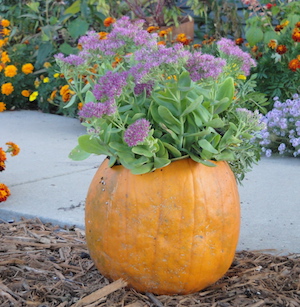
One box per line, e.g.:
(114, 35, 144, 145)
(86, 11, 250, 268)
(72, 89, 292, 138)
(0, 218, 299, 307)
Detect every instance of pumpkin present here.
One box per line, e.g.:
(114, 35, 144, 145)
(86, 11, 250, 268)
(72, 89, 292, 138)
(85, 158, 240, 295)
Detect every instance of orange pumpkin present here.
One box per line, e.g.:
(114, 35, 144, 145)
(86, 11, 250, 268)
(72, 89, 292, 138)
(85, 158, 240, 295)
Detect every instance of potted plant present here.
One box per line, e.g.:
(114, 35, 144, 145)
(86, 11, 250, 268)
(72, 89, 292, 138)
(55, 16, 264, 295)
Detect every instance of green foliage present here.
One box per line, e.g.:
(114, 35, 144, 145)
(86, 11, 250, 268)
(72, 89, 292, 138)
(241, 0, 300, 107)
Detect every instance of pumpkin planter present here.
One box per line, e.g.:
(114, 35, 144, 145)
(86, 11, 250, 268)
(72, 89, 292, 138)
(85, 158, 240, 295)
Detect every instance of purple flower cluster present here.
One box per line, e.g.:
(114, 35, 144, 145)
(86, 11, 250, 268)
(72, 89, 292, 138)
(124, 119, 151, 147)
(55, 53, 85, 66)
(77, 16, 157, 57)
(260, 94, 300, 157)
(134, 81, 154, 96)
(93, 71, 128, 101)
(217, 38, 256, 76)
(185, 52, 226, 81)
(78, 100, 116, 118)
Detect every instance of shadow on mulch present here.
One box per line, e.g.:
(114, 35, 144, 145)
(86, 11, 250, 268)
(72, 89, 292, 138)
(0, 218, 299, 307)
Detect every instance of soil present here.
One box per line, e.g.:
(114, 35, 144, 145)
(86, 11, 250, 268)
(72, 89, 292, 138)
(0, 218, 299, 307)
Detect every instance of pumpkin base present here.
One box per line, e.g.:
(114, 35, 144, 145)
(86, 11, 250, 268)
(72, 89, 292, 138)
(85, 158, 240, 295)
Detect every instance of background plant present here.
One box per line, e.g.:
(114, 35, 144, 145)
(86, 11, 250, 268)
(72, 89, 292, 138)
(260, 94, 300, 157)
(241, 0, 300, 107)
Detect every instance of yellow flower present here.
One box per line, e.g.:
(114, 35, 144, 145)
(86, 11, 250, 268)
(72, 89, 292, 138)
(1, 83, 14, 95)
(53, 73, 60, 78)
(237, 74, 247, 80)
(0, 102, 6, 112)
(1, 51, 10, 63)
(43, 77, 50, 83)
(4, 65, 17, 77)
(43, 62, 51, 68)
(21, 90, 31, 97)
(6, 142, 20, 156)
(78, 102, 83, 110)
(281, 20, 289, 27)
(29, 91, 39, 101)
(22, 63, 34, 74)
(1, 19, 10, 27)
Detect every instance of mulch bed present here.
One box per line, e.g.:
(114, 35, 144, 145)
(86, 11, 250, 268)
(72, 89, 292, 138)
(0, 218, 299, 307)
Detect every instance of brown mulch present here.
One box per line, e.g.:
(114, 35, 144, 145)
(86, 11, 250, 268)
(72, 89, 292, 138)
(0, 218, 299, 307)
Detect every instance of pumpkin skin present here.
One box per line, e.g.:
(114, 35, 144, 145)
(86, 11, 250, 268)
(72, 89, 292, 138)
(85, 158, 240, 295)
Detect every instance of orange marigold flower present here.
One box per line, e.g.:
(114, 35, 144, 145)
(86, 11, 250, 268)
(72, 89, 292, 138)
(98, 32, 108, 40)
(159, 30, 168, 37)
(193, 44, 201, 49)
(21, 90, 31, 97)
(296, 22, 300, 28)
(147, 26, 159, 33)
(22, 63, 34, 74)
(176, 33, 186, 41)
(1, 82, 14, 95)
(4, 64, 17, 77)
(103, 17, 116, 27)
(235, 38, 244, 45)
(268, 39, 277, 49)
(49, 90, 57, 101)
(0, 39, 7, 48)
(60, 85, 70, 96)
(6, 142, 20, 156)
(275, 25, 284, 32)
(0, 148, 7, 162)
(0, 102, 6, 112)
(292, 28, 300, 42)
(1, 51, 10, 63)
(288, 59, 300, 71)
(157, 41, 166, 46)
(297, 55, 300, 61)
(1, 19, 10, 27)
(1, 28, 10, 36)
(78, 102, 83, 110)
(112, 56, 122, 68)
(0, 161, 5, 172)
(276, 45, 287, 55)
(251, 45, 258, 53)
(0, 183, 11, 202)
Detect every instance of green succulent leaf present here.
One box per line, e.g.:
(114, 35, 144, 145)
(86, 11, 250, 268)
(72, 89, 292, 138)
(181, 95, 203, 117)
(154, 157, 171, 169)
(68, 145, 91, 161)
(78, 135, 110, 155)
(198, 139, 219, 154)
(130, 163, 154, 174)
(132, 146, 154, 158)
(163, 142, 182, 158)
(85, 90, 96, 103)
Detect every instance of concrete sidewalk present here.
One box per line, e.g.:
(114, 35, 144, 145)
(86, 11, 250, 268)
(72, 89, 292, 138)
(1, 110, 299, 254)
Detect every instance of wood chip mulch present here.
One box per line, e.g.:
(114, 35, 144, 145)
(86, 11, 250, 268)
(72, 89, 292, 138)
(0, 218, 299, 307)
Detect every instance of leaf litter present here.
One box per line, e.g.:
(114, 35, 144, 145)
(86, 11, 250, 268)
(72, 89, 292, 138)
(0, 218, 299, 307)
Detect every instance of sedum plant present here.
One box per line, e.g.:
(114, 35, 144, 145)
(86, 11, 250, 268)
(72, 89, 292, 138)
(55, 16, 265, 182)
